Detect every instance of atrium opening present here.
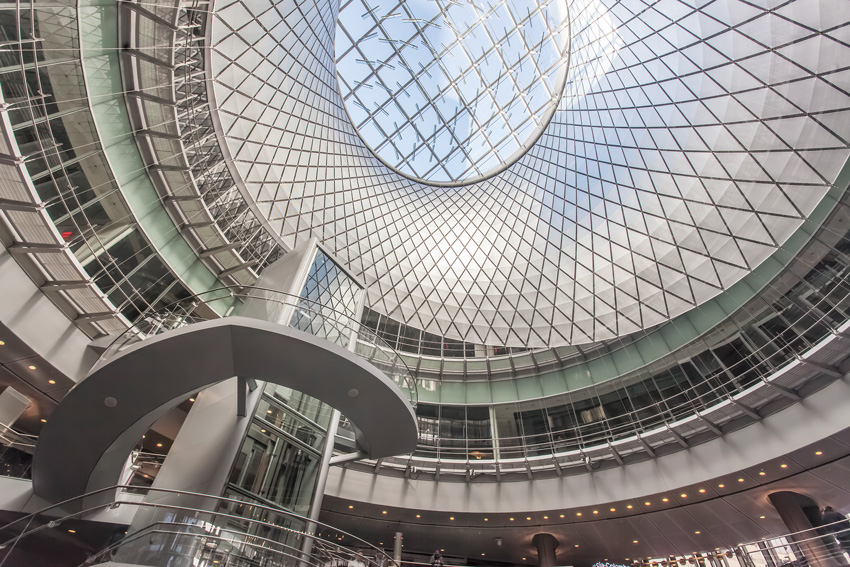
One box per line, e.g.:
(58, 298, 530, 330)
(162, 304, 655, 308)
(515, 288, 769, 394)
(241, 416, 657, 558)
(0, 0, 849, 566)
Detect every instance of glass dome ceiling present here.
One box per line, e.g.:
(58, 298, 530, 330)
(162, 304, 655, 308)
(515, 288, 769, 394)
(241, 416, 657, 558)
(209, 0, 850, 348)
(334, 0, 571, 185)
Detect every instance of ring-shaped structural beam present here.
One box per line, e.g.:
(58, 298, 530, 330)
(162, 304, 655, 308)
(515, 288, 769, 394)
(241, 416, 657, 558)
(32, 317, 418, 504)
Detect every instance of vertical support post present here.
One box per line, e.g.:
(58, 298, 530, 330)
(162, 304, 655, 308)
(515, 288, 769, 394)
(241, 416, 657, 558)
(768, 491, 846, 567)
(394, 532, 403, 567)
(300, 408, 341, 566)
(735, 547, 756, 567)
(532, 533, 559, 567)
(757, 542, 778, 567)
(237, 376, 247, 417)
(489, 406, 500, 461)
(127, 378, 263, 535)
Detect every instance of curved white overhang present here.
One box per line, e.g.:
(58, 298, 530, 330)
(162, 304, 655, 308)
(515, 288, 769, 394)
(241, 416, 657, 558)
(322, 450, 850, 565)
(31, 317, 418, 504)
(325, 372, 850, 513)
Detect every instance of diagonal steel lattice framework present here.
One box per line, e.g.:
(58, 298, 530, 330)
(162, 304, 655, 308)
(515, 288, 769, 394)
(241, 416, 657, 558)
(208, 0, 850, 348)
(335, 0, 570, 184)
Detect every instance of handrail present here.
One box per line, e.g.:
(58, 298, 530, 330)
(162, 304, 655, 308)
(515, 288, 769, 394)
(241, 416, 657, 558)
(99, 285, 417, 407)
(397, 273, 850, 465)
(86, 521, 358, 567)
(0, 421, 37, 452)
(0, 484, 393, 567)
(2, 485, 850, 567)
(629, 517, 850, 567)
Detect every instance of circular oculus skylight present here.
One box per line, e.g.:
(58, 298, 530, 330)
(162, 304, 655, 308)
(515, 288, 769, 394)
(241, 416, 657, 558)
(335, 0, 571, 185)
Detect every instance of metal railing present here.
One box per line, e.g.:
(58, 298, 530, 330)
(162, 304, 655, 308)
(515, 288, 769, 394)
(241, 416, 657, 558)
(123, 0, 287, 285)
(636, 517, 850, 567)
(388, 256, 850, 468)
(0, 485, 392, 567)
(0, 421, 37, 481)
(96, 286, 418, 408)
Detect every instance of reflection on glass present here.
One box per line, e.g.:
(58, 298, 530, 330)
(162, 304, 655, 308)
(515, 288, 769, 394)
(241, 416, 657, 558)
(291, 249, 362, 348)
(228, 422, 320, 515)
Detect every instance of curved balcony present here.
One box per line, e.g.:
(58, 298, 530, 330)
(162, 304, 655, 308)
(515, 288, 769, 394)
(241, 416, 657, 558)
(362, 204, 850, 475)
(98, 286, 417, 409)
(3, 485, 850, 567)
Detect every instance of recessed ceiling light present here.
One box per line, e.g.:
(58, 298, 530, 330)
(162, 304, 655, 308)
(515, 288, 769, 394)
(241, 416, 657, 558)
(680, 494, 687, 498)
(815, 451, 823, 456)
(543, 516, 548, 519)
(698, 489, 706, 493)
(189, 398, 195, 402)
(68, 529, 76, 534)
(718, 483, 725, 488)
(0, 340, 5, 346)
(484, 518, 489, 521)
(523, 558, 526, 561)
(348, 505, 354, 509)
(610, 508, 616, 512)
(382, 511, 387, 515)
(576, 512, 582, 516)
(759, 515, 766, 519)
(28, 365, 36, 370)
(560, 514, 564, 518)
(509, 518, 514, 521)
(526, 517, 531, 520)
(260, 429, 266, 433)
(695, 531, 701, 535)
(156, 443, 163, 448)
(592, 510, 599, 515)
(575, 545, 579, 548)
(662, 498, 669, 503)
(644, 502, 651, 506)
(40, 418, 46, 423)
(48, 379, 55, 384)
(450, 517, 455, 520)
(416, 514, 421, 518)
(738, 478, 745, 482)
(627, 505, 633, 509)
(758, 471, 765, 476)
(481, 553, 485, 556)
(633, 540, 638, 544)
(267, 409, 272, 414)
(780, 463, 788, 468)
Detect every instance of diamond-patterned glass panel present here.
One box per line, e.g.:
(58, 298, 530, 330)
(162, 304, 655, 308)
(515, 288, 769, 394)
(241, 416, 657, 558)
(291, 249, 363, 346)
(334, 0, 571, 184)
(210, 0, 850, 348)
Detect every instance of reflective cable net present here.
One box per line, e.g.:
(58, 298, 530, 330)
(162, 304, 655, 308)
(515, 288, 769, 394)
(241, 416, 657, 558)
(209, 0, 850, 347)
(334, 0, 571, 184)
